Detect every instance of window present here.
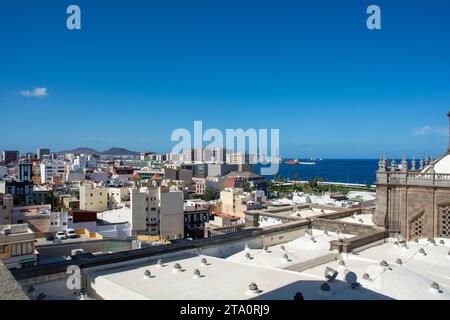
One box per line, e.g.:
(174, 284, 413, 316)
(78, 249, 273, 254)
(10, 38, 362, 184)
(0, 245, 7, 254)
(439, 207, 450, 238)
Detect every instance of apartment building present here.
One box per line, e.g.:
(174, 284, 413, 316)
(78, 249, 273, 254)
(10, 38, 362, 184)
(40, 160, 67, 183)
(18, 162, 33, 182)
(99, 187, 184, 240)
(0, 194, 13, 225)
(0, 224, 37, 269)
(194, 176, 223, 195)
(218, 188, 263, 218)
(72, 154, 98, 171)
(2, 150, 19, 165)
(36, 148, 50, 160)
(0, 165, 7, 178)
(79, 184, 109, 212)
(0, 180, 34, 205)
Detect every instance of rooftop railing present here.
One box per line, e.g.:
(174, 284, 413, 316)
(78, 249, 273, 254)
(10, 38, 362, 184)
(379, 171, 450, 186)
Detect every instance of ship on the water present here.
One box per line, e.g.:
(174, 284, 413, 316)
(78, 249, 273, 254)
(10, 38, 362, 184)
(284, 159, 316, 165)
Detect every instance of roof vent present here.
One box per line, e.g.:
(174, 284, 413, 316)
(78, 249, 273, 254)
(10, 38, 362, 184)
(282, 254, 290, 263)
(339, 260, 346, 267)
(380, 260, 389, 268)
(358, 219, 364, 224)
(401, 243, 409, 250)
(323, 230, 329, 236)
(156, 259, 164, 268)
(144, 270, 152, 279)
(395, 258, 403, 266)
(245, 252, 253, 260)
(173, 263, 183, 273)
(393, 241, 400, 246)
(362, 273, 371, 281)
(263, 246, 270, 254)
(430, 282, 441, 294)
(320, 282, 331, 292)
(429, 238, 436, 245)
(280, 245, 286, 251)
(247, 283, 262, 295)
(324, 267, 338, 282)
(310, 236, 317, 243)
(439, 240, 445, 246)
(413, 239, 419, 243)
(344, 270, 359, 288)
(419, 248, 427, 256)
(201, 258, 208, 266)
(193, 269, 202, 279)
(293, 292, 304, 301)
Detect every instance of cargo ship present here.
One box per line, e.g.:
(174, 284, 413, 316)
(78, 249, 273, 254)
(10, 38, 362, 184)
(284, 159, 316, 165)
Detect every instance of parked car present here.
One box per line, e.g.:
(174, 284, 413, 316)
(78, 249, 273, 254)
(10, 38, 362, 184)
(46, 233, 55, 241)
(55, 231, 68, 240)
(66, 229, 77, 239)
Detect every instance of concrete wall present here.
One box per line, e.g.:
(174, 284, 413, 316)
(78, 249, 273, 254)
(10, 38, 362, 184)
(79, 185, 108, 212)
(36, 239, 133, 260)
(311, 218, 377, 236)
(160, 191, 184, 240)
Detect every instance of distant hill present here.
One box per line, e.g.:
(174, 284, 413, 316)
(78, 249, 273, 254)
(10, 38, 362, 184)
(58, 147, 99, 155)
(58, 147, 139, 156)
(100, 147, 139, 156)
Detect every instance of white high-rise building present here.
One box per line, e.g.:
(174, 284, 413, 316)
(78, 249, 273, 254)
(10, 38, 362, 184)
(40, 160, 67, 183)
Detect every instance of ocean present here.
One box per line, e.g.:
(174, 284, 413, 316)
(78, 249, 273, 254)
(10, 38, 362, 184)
(256, 159, 379, 185)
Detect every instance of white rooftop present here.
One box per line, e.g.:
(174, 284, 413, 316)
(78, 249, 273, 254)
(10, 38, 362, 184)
(302, 238, 450, 300)
(226, 229, 352, 269)
(339, 213, 375, 226)
(425, 153, 450, 174)
(85, 251, 390, 300)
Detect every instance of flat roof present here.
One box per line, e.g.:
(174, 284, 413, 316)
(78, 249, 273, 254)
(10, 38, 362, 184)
(85, 251, 389, 300)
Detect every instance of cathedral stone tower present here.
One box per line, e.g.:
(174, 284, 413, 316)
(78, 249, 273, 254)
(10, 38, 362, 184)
(374, 111, 450, 240)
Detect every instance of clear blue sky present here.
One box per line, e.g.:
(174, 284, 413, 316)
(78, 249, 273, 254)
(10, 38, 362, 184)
(0, 0, 449, 158)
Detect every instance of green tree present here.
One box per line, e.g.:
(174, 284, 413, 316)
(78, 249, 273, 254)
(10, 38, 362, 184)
(48, 190, 63, 212)
(202, 187, 220, 201)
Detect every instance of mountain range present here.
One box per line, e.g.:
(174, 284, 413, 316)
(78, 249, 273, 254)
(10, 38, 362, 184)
(57, 147, 140, 156)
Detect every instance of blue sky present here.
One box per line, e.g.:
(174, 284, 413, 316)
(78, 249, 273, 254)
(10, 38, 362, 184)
(0, 0, 449, 158)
